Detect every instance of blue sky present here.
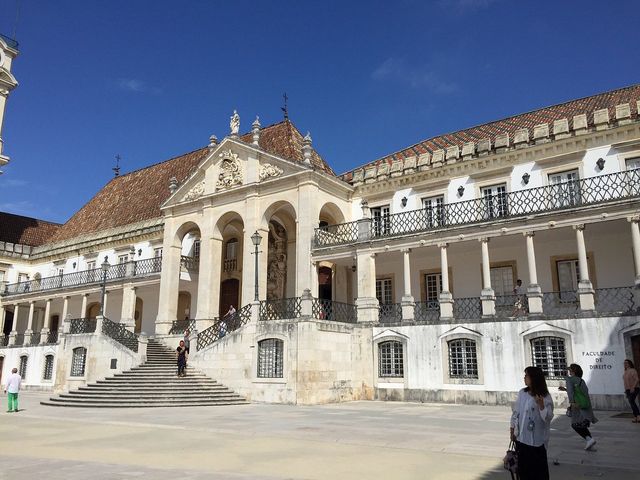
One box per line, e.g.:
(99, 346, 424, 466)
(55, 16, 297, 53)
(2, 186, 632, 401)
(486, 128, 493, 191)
(0, 0, 638, 223)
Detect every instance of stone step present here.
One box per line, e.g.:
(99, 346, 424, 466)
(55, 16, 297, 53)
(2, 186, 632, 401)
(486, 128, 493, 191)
(94, 380, 220, 386)
(60, 392, 241, 400)
(77, 387, 231, 394)
(41, 399, 249, 408)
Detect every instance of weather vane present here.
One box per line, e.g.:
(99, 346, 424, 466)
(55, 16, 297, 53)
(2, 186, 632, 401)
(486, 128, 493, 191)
(113, 154, 121, 177)
(281, 92, 289, 120)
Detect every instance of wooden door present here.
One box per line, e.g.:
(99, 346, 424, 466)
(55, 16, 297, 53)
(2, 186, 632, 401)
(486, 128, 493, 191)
(220, 279, 240, 318)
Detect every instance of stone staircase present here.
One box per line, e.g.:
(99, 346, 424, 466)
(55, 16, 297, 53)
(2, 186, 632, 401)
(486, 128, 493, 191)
(41, 338, 248, 408)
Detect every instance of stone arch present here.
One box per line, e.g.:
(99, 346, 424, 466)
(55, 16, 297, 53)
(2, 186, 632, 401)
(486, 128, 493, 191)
(86, 302, 100, 319)
(214, 211, 245, 315)
(173, 220, 203, 248)
(262, 201, 298, 300)
(177, 291, 192, 320)
(318, 202, 346, 226)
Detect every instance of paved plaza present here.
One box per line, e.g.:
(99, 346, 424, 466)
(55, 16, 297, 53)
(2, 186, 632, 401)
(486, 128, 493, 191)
(0, 393, 639, 479)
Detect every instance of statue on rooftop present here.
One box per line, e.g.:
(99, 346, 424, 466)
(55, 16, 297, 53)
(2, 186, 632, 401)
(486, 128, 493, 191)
(230, 110, 240, 136)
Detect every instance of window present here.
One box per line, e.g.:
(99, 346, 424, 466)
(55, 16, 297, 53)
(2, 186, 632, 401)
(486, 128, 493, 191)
(549, 170, 581, 208)
(86, 261, 96, 270)
(531, 337, 567, 379)
(490, 265, 515, 297)
(0, 269, 5, 283)
(57, 268, 64, 276)
(19, 355, 28, 379)
(376, 278, 393, 305)
(71, 347, 87, 376)
(43, 355, 54, 380)
(371, 205, 390, 236)
(118, 254, 128, 264)
(625, 157, 640, 170)
(224, 238, 238, 272)
(257, 338, 284, 378)
(482, 184, 508, 219)
(424, 273, 443, 308)
(193, 239, 201, 259)
(422, 195, 445, 228)
(378, 340, 404, 377)
(625, 158, 640, 196)
(448, 339, 478, 379)
(556, 259, 579, 301)
(17, 273, 29, 283)
(154, 248, 163, 258)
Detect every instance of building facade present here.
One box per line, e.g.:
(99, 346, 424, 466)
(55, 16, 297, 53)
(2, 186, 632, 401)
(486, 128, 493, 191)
(1, 81, 640, 408)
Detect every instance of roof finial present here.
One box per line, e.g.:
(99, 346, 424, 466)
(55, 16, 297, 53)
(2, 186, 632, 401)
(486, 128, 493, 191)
(302, 132, 312, 165)
(281, 92, 289, 120)
(113, 154, 121, 177)
(252, 116, 261, 146)
(209, 134, 218, 149)
(168, 176, 178, 194)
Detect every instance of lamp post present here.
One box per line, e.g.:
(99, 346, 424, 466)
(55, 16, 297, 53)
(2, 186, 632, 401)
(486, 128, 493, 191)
(251, 231, 262, 301)
(99, 256, 110, 316)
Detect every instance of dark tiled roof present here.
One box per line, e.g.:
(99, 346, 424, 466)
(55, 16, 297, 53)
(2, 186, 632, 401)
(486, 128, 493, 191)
(241, 119, 335, 175)
(342, 84, 640, 181)
(48, 148, 209, 243)
(0, 212, 61, 246)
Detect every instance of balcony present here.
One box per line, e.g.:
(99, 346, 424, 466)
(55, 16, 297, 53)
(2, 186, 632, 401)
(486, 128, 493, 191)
(314, 169, 640, 248)
(180, 255, 199, 272)
(1, 257, 162, 298)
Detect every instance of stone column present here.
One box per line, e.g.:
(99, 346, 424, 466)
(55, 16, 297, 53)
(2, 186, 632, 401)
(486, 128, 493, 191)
(479, 238, 496, 316)
(400, 248, 415, 322)
(80, 293, 89, 318)
(0, 304, 5, 334)
(574, 224, 595, 312)
(40, 298, 51, 344)
(8, 303, 18, 345)
(195, 230, 222, 332)
(523, 231, 543, 314)
(25, 300, 35, 344)
(356, 249, 379, 323)
(61, 296, 70, 328)
(296, 183, 318, 295)
(629, 216, 640, 286)
(156, 216, 183, 334)
(438, 243, 454, 319)
(120, 285, 137, 331)
(103, 290, 109, 317)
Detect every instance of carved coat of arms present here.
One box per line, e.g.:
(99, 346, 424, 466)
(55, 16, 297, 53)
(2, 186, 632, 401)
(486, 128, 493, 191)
(259, 163, 284, 181)
(182, 180, 205, 201)
(216, 149, 243, 189)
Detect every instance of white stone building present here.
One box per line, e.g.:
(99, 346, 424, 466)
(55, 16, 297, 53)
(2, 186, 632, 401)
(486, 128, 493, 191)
(1, 34, 639, 407)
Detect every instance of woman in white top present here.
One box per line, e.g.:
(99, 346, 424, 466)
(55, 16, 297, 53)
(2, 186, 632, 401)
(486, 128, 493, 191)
(510, 366, 554, 480)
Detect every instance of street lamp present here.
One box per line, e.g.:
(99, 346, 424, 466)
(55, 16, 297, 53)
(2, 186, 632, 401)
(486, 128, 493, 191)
(251, 231, 262, 301)
(99, 256, 110, 316)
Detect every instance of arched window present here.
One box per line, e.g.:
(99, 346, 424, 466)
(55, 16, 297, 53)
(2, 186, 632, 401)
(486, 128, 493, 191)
(19, 355, 28, 379)
(448, 339, 478, 379)
(224, 238, 238, 272)
(71, 347, 87, 377)
(378, 340, 404, 377)
(531, 336, 567, 379)
(43, 355, 54, 380)
(257, 338, 284, 378)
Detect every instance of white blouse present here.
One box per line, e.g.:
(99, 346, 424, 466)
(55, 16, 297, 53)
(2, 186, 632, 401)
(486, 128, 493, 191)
(510, 388, 554, 448)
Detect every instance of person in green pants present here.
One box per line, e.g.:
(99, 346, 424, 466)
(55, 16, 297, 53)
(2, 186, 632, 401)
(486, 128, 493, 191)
(4, 367, 22, 412)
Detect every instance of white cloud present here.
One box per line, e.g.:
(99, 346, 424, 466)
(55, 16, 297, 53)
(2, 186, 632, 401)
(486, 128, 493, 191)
(117, 78, 162, 95)
(0, 178, 28, 187)
(371, 57, 457, 94)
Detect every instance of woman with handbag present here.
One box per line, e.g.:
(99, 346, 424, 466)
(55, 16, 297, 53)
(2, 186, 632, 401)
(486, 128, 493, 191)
(623, 359, 640, 423)
(559, 363, 598, 450)
(510, 366, 554, 480)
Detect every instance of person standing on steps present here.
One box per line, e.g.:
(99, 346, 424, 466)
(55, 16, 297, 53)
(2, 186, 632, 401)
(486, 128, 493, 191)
(4, 368, 22, 413)
(183, 329, 191, 372)
(623, 359, 640, 423)
(559, 363, 598, 450)
(176, 340, 188, 377)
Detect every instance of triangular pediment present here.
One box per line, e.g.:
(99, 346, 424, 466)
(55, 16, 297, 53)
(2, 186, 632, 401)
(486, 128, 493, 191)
(438, 325, 482, 339)
(163, 137, 312, 207)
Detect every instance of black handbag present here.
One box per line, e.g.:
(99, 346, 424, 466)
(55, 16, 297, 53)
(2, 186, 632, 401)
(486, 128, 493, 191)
(503, 440, 518, 479)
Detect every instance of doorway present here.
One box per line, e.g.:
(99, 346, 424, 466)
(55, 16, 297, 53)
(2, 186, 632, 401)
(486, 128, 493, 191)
(177, 292, 191, 320)
(220, 279, 240, 317)
(50, 315, 60, 334)
(3, 310, 13, 335)
(631, 334, 640, 370)
(134, 297, 143, 333)
(318, 266, 332, 301)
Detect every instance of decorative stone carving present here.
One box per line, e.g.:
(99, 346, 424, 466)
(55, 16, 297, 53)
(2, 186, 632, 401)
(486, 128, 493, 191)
(377, 162, 389, 180)
(352, 169, 364, 184)
(593, 108, 609, 130)
(553, 118, 569, 138)
(229, 110, 240, 136)
(259, 163, 284, 181)
(216, 149, 243, 189)
(432, 149, 445, 164)
(445, 145, 460, 160)
(416, 153, 430, 171)
(389, 159, 403, 177)
(461, 142, 475, 157)
(364, 166, 377, 183)
(477, 138, 491, 155)
(514, 128, 529, 146)
(573, 114, 588, 134)
(494, 133, 510, 149)
(533, 124, 549, 142)
(267, 220, 287, 301)
(182, 180, 205, 201)
(404, 155, 417, 173)
(616, 103, 631, 124)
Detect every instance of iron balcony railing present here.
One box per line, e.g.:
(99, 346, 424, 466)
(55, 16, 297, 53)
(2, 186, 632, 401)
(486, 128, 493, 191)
(379, 303, 403, 324)
(102, 317, 138, 352)
(69, 318, 97, 334)
(29, 332, 41, 345)
(311, 298, 358, 323)
(197, 304, 252, 350)
(1, 257, 163, 297)
(45, 330, 59, 344)
(0, 335, 8, 347)
(181, 255, 199, 272)
(414, 301, 440, 324)
(495, 294, 529, 319)
(314, 169, 640, 247)
(13, 333, 24, 346)
(169, 319, 197, 335)
(259, 297, 303, 321)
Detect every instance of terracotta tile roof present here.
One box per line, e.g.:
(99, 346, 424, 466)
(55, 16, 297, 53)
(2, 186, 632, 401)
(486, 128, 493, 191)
(48, 148, 209, 243)
(0, 211, 61, 246)
(240, 119, 335, 175)
(342, 83, 640, 181)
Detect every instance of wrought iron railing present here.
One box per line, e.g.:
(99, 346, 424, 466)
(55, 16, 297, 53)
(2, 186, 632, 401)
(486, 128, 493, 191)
(259, 297, 302, 321)
(45, 330, 59, 344)
(542, 291, 579, 317)
(197, 304, 252, 350)
(13, 333, 24, 346)
(495, 294, 529, 319)
(314, 170, 640, 247)
(378, 303, 402, 324)
(69, 318, 97, 334)
(0, 335, 8, 347)
(29, 332, 41, 345)
(453, 297, 482, 320)
(181, 255, 199, 271)
(594, 287, 638, 316)
(169, 319, 197, 335)
(1, 257, 163, 297)
(414, 301, 440, 324)
(311, 298, 358, 323)
(102, 317, 139, 352)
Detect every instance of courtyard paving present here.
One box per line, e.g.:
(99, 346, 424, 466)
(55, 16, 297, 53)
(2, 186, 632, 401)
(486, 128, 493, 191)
(0, 392, 639, 479)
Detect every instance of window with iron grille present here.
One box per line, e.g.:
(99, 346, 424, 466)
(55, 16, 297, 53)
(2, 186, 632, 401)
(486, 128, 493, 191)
(193, 239, 201, 259)
(482, 184, 508, 219)
(376, 278, 393, 305)
(448, 339, 478, 378)
(71, 347, 87, 377)
(19, 355, 28, 379)
(257, 338, 284, 378)
(549, 170, 581, 208)
(424, 273, 443, 308)
(531, 336, 567, 379)
(422, 195, 445, 227)
(43, 354, 54, 380)
(378, 340, 404, 377)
